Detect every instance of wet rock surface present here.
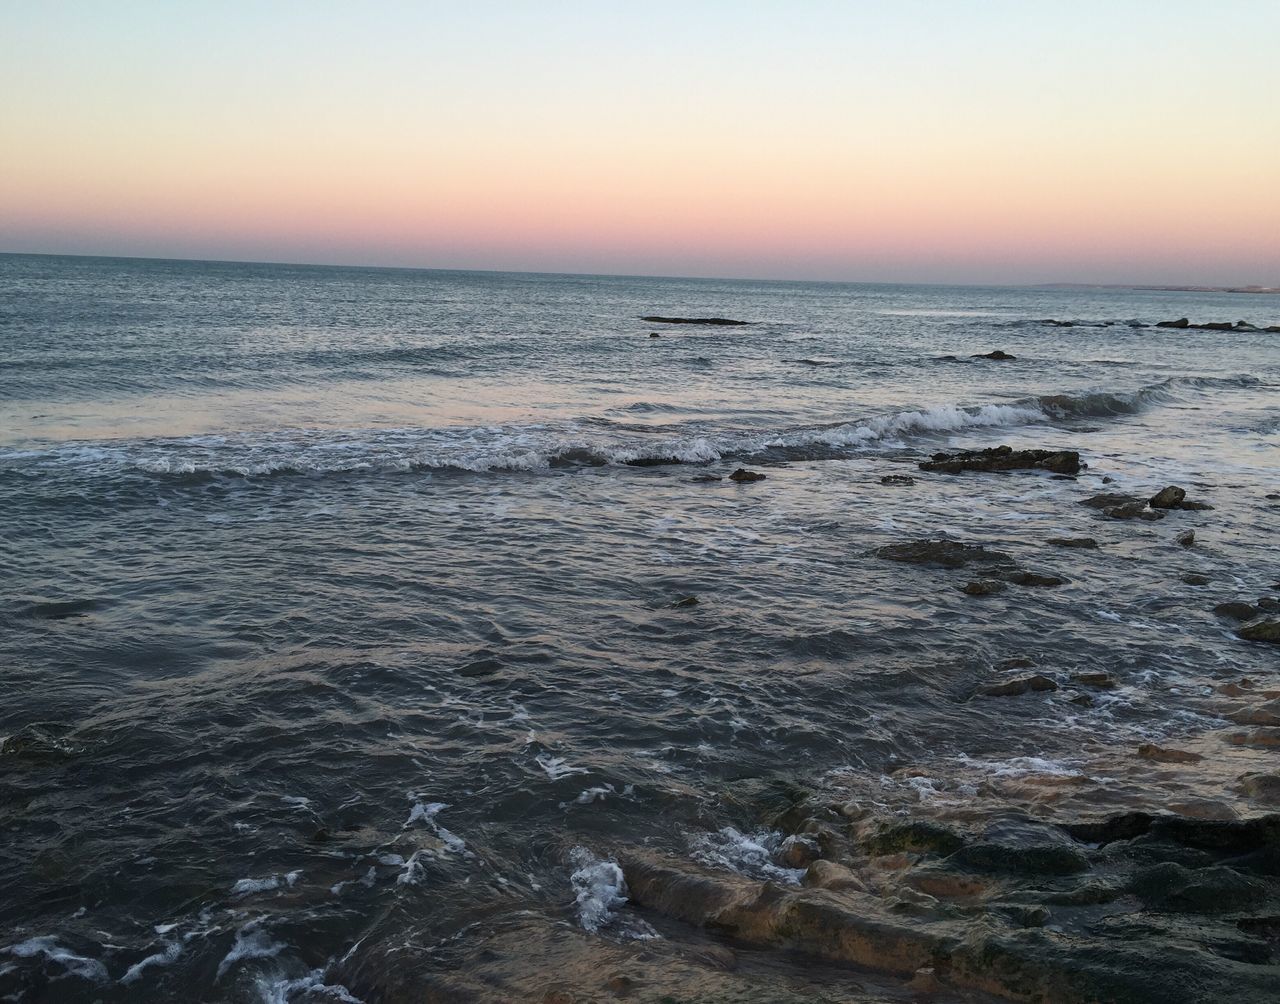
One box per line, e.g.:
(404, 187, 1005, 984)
(729, 467, 767, 482)
(919, 445, 1081, 475)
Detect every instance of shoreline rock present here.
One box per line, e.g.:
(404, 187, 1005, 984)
(919, 445, 1081, 475)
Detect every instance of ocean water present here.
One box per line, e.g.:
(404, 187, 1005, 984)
(1, 253, 1278, 1001)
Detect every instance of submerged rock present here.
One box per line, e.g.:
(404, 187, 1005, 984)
(1047, 537, 1098, 549)
(1215, 601, 1259, 621)
(879, 474, 916, 486)
(961, 578, 1006, 596)
(671, 595, 700, 608)
(979, 675, 1059, 697)
(919, 445, 1080, 475)
(1182, 573, 1210, 585)
(1176, 529, 1195, 547)
(1071, 672, 1115, 689)
(875, 539, 1011, 568)
(639, 316, 749, 326)
(728, 468, 766, 483)
(1000, 569, 1065, 587)
(1104, 501, 1163, 520)
(1156, 317, 1190, 328)
(1138, 743, 1204, 764)
(1080, 492, 1143, 509)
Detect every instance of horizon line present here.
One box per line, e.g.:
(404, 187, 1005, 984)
(0, 248, 1271, 294)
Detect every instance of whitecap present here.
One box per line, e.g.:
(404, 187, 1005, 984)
(2, 936, 108, 982)
(216, 920, 287, 980)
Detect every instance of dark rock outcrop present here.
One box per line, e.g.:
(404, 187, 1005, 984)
(919, 445, 1080, 475)
(640, 316, 749, 326)
(879, 474, 916, 486)
(980, 674, 1059, 697)
(1047, 537, 1098, 549)
(1156, 317, 1190, 328)
(1150, 486, 1187, 508)
(728, 468, 766, 483)
(1080, 492, 1143, 509)
(875, 539, 1011, 568)
(1239, 620, 1280, 643)
(972, 349, 1016, 360)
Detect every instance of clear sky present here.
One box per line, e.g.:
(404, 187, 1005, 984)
(2, 1, 1277, 284)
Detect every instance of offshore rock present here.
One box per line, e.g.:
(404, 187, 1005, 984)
(1047, 537, 1098, 549)
(1176, 529, 1195, 547)
(961, 579, 1006, 597)
(874, 539, 1012, 569)
(1080, 492, 1143, 509)
(640, 316, 749, 326)
(1149, 485, 1187, 508)
(972, 349, 1016, 360)
(879, 474, 916, 486)
(1156, 317, 1190, 328)
(1239, 620, 1280, 643)
(1104, 501, 1163, 520)
(728, 468, 766, 482)
(919, 445, 1080, 475)
(1215, 601, 1259, 621)
(979, 675, 1059, 697)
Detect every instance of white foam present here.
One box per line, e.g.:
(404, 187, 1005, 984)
(535, 753, 588, 781)
(216, 920, 287, 980)
(561, 784, 615, 808)
(258, 969, 363, 1004)
(231, 871, 300, 897)
(2, 936, 108, 982)
(568, 847, 657, 939)
(120, 941, 182, 984)
(689, 827, 805, 885)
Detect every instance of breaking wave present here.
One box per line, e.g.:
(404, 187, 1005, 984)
(2, 376, 1262, 480)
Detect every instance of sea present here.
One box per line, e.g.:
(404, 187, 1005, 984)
(1, 253, 1277, 1002)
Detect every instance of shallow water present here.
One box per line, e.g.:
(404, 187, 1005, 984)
(1, 253, 1278, 1001)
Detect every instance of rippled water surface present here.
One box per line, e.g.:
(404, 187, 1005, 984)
(1, 254, 1278, 1001)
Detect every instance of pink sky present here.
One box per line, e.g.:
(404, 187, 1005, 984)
(3, 2, 1277, 283)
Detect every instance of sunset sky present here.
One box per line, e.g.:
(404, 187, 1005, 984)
(3, 1, 1277, 284)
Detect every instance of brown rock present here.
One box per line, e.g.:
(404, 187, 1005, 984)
(1137, 743, 1203, 764)
(962, 579, 1006, 597)
(1227, 728, 1280, 747)
(1226, 701, 1280, 727)
(1239, 773, 1280, 805)
(803, 859, 868, 892)
(1175, 529, 1195, 547)
(728, 468, 766, 483)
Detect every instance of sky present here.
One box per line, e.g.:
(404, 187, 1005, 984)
(2, 1, 1278, 284)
